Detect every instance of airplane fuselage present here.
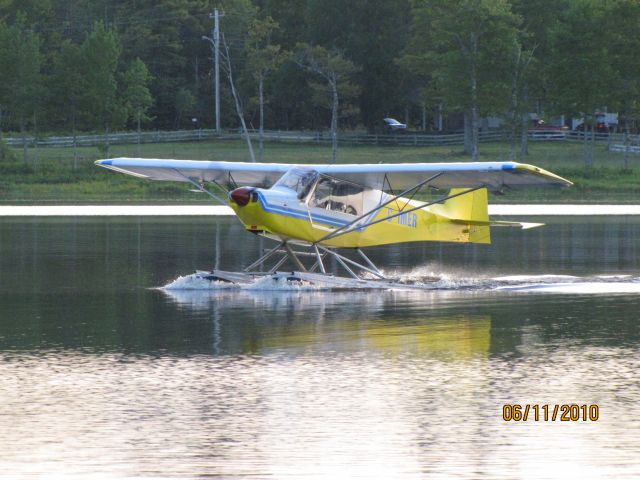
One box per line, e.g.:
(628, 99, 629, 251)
(229, 173, 491, 248)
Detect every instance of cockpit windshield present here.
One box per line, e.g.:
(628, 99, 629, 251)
(274, 168, 319, 199)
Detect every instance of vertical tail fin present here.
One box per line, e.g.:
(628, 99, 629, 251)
(429, 188, 491, 244)
(442, 188, 489, 223)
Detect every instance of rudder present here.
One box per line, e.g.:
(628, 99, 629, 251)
(429, 188, 491, 244)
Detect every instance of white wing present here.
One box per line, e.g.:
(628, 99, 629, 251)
(315, 162, 572, 190)
(95, 158, 572, 190)
(95, 158, 292, 188)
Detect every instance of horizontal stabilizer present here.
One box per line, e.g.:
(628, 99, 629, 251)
(451, 219, 544, 229)
(490, 220, 545, 229)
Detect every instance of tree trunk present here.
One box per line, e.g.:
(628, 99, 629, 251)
(194, 56, 200, 122)
(590, 113, 595, 167)
(470, 98, 479, 161)
(72, 108, 78, 170)
(508, 124, 516, 161)
(508, 108, 517, 161)
(624, 119, 630, 170)
(508, 54, 519, 161)
(223, 37, 255, 163)
(105, 124, 110, 159)
(33, 113, 38, 166)
(229, 77, 256, 163)
(421, 102, 426, 131)
(331, 80, 338, 164)
(520, 89, 529, 158)
(21, 116, 28, 164)
(463, 112, 472, 154)
(469, 33, 479, 161)
(582, 115, 589, 169)
(0, 108, 5, 161)
(520, 111, 529, 157)
(137, 111, 141, 157)
(259, 74, 264, 162)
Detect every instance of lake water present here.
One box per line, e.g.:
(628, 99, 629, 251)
(1, 215, 639, 479)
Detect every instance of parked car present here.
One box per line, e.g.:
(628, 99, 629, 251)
(575, 122, 611, 133)
(528, 119, 568, 139)
(575, 113, 617, 133)
(382, 117, 407, 132)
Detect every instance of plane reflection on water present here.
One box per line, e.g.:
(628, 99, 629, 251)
(158, 271, 640, 359)
(161, 287, 492, 358)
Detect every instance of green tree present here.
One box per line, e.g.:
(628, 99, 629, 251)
(295, 44, 359, 163)
(405, 0, 519, 160)
(0, 20, 42, 163)
(511, 0, 567, 157)
(305, 0, 411, 128)
(115, 0, 191, 129)
(79, 22, 126, 158)
(245, 15, 286, 161)
(0, 23, 10, 145)
(174, 87, 195, 129)
(548, 0, 616, 168)
(505, 37, 535, 160)
(605, 0, 640, 169)
(221, 32, 257, 162)
(123, 58, 154, 151)
(50, 40, 84, 166)
(0, 23, 11, 163)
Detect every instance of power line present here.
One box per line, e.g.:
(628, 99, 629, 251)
(28, 10, 213, 35)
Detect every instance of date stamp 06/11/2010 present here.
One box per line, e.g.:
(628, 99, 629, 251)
(502, 404, 599, 422)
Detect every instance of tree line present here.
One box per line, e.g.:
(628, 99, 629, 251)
(1, 0, 639, 163)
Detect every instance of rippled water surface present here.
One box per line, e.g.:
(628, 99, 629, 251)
(1, 216, 640, 479)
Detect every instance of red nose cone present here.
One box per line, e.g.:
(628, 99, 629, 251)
(230, 187, 251, 206)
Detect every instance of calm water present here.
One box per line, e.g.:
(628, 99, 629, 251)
(1, 216, 639, 479)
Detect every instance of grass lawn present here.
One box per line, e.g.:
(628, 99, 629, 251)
(1, 138, 639, 204)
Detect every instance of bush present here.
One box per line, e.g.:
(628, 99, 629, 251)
(0, 162, 34, 175)
(0, 140, 16, 162)
(96, 143, 109, 157)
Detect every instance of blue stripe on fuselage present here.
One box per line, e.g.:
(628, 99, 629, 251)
(255, 191, 382, 231)
(256, 191, 348, 228)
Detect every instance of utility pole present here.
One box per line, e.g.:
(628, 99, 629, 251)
(213, 10, 221, 133)
(203, 10, 223, 133)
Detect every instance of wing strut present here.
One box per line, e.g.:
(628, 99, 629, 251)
(243, 241, 286, 272)
(317, 246, 385, 279)
(315, 172, 444, 244)
(314, 245, 326, 274)
(172, 168, 228, 205)
(357, 249, 384, 277)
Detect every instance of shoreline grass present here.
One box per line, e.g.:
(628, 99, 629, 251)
(1, 138, 639, 204)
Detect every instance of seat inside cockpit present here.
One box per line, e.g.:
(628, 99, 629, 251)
(274, 168, 365, 216)
(308, 175, 364, 216)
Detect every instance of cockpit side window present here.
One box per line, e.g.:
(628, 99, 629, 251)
(310, 175, 364, 216)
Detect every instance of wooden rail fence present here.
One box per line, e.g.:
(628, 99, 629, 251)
(4, 128, 639, 151)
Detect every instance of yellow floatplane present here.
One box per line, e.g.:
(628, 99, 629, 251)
(96, 158, 571, 286)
